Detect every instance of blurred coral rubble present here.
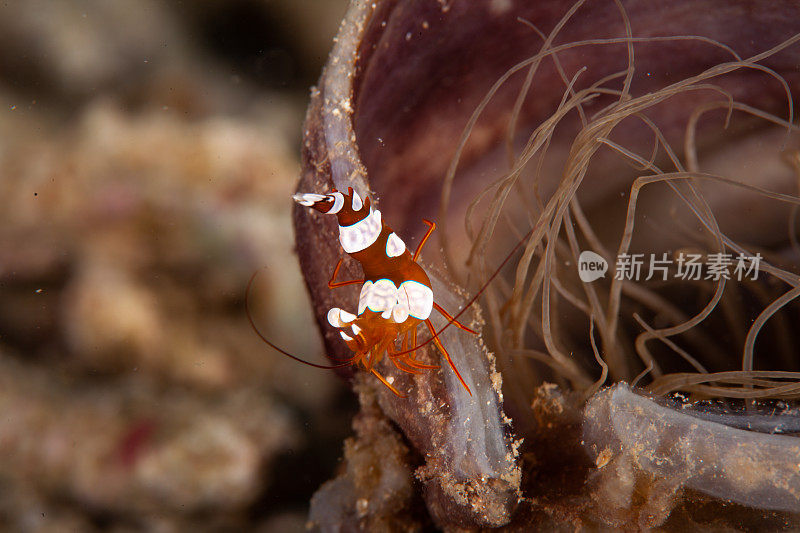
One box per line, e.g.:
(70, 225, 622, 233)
(0, 1, 352, 531)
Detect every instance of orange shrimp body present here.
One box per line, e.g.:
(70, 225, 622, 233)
(293, 188, 472, 397)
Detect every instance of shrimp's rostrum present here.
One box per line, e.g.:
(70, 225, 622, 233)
(293, 188, 474, 397)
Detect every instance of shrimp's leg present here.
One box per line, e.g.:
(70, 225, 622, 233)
(394, 358, 422, 374)
(346, 350, 367, 369)
(404, 357, 439, 370)
(404, 325, 439, 369)
(387, 342, 422, 374)
(413, 219, 436, 262)
(425, 319, 472, 396)
(328, 258, 364, 289)
(363, 347, 376, 371)
(371, 368, 406, 398)
(396, 333, 419, 373)
(399, 330, 437, 370)
(432, 302, 478, 335)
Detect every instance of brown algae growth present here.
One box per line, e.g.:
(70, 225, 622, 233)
(297, 0, 800, 529)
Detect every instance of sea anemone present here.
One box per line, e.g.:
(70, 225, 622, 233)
(297, 1, 800, 529)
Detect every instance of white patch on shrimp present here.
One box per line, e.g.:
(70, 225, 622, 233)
(351, 190, 363, 211)
(339, 209, 382, 253)
(293, 193, 326, 206)
(327, 307, 355, 327)
(358, 280, 373, 315)
(399, 280, 434, 320)
(339, 308, 356, 323)
(327, 192, 345, 214)
(385, 232, 406, 258)
(358, 278, 428, 324)
(392, 303, 410, 324)
(360, 278, 399, 314)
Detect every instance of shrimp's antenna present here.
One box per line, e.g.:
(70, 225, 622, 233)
(395, 224, 537, 357)
(246, 270, 354, 369)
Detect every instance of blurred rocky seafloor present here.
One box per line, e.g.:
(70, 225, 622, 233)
(0, 1, 353, 531)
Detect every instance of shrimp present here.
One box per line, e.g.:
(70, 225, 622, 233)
(293, 187, 476, 397)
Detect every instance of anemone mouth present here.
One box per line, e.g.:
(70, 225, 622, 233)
(300, 0, 800, 529)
